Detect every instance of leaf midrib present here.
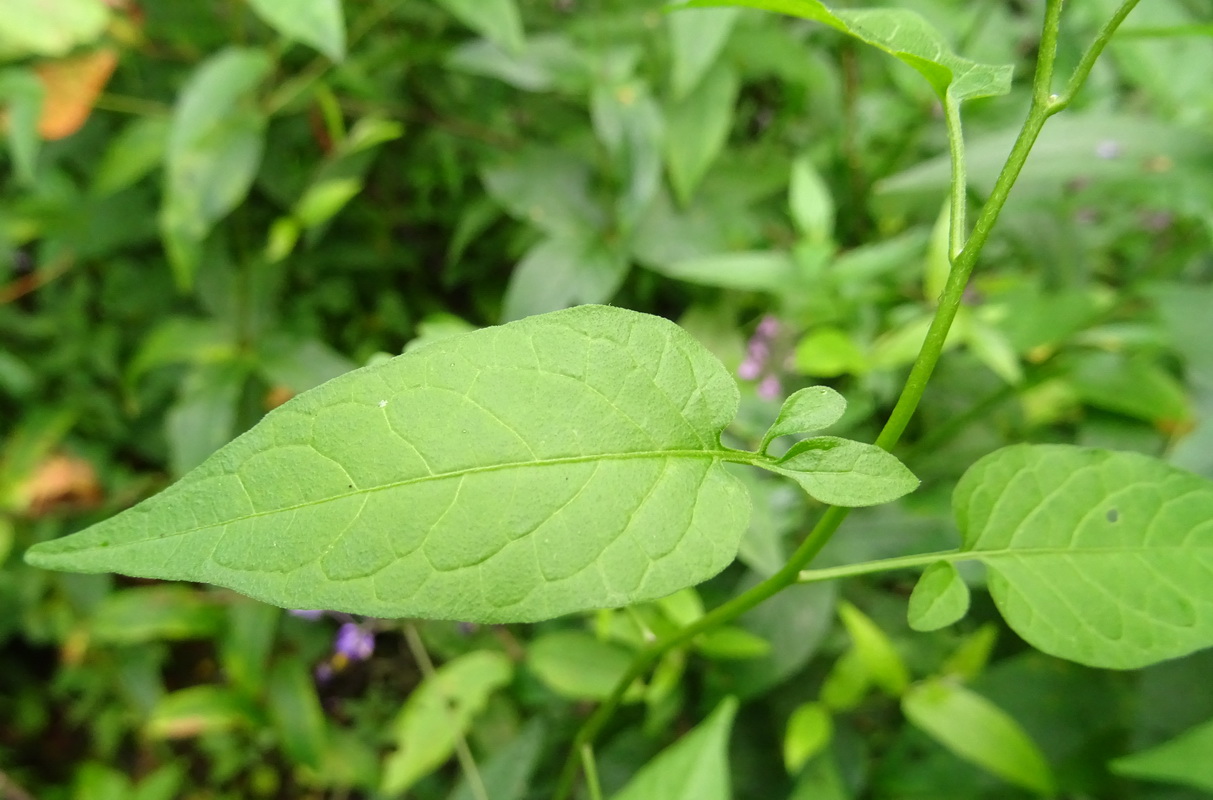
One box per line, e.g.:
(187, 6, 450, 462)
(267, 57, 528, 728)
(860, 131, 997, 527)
(102, 447, 748, 547)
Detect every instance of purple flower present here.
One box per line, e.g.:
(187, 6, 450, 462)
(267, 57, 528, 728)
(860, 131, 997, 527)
(334, 622, 375, 662)
(738, 358, 762, 380)
(738, 314, 786, 400)
(758, 374, 783, 400)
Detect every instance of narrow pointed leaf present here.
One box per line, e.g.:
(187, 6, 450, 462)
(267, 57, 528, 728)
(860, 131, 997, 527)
(435, 0, 525, 55)
(1110, 717, 1213, 792)
(908, 561, 970, 631)
(382, 651, 513, 795)
(25, 306, 750, 623)
(668, 6, 740, 100)
(902, 679, 1056, 795)
(665, 61, 738, 204)
(759, 386, 846, 455)
(246, 0, 346, 61)
(610, 696, 737, 800)
(784, 701, 832, 773)
(954, 444, 1213, 669)
(838, 601, 909, 696)
(683, 0, 1013, 102)
(767, 437, 918, 506)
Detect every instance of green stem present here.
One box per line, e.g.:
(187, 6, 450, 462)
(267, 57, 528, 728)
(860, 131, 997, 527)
(581, 745, 604, 800)
(798, 549, 970, 584)
(553, 2, 1143, 796)
(943, 97, 967, 261)
(1051, 0, 1143, 113)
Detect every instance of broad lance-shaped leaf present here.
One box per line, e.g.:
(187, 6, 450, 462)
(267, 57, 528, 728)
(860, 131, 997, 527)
(682, 0, 1013, 103)
(954, 444, 1213, 669)
(25, 306, 751, 623)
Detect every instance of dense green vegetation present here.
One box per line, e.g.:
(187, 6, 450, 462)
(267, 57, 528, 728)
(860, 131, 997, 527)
(3, 1, 1213, 798)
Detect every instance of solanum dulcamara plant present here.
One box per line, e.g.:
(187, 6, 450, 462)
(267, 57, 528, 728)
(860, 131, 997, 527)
(28, 0, 1213, 797)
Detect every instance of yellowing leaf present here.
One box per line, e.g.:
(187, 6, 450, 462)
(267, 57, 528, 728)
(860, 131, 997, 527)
(32, 48, 117, 140)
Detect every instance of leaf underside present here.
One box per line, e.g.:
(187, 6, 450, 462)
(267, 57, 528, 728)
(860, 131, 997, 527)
(955, 444, 1213, 669)
(26, 306, 750, 622)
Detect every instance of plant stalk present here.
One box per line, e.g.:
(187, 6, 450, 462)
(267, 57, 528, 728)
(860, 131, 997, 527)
(553, 1, 1142, 796)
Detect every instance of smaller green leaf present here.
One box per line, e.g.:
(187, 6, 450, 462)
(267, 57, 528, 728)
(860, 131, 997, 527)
(610, 696, 737, 800)
(1067, 351, 1190, 426)
(784, 701, 832, 773)
(759, 386, 846, 455)
(653, 250, 795, 292)
(695, 626, 771, 660)
(481, 148, 602, 236)
(146, 686, 264, 739)
(820, 649, 869, 711)
(160, 47, 271, 288)
(0, 517, 12, 564)
(90, 586, 224, 644)
(70, 763, 130, 800)
(793, 327, 868, 378)
(922, 201, 951, 301)
(502, 234, 629, 321)
(668, 6, 740, 99)
(838, 601, 909, 696)
(664, 61, 738, 205)
(964, 319, 1023, 385)
(219, 599, 279, 695)
(941, 623, 998, 681)
(92, 116, 170, 197)
(907, 561, 970, 631)
(902, 679, 1056, 795)
(447, 721, 546, 800)
(1110, 718, 1213, 792)
(267, 658, 328, 769)
(788, 752, 849, 800)
(0, 0, 109, 58)
(0, 68, 44, 184)
(788, 155, 834, 245)
(165, 363, 246, 478)
(435, 0, 525, 55)
(246, 0, 345, 61)
(768, 437, 918, 507)
(382, 651, 513, 795)
(527, 630, 634, 700)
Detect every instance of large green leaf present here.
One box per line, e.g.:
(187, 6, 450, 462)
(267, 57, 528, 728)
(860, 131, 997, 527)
(610, 696, 737, 800)
(954, 444, 1213, 669)
(25, 306, 751, 622)
(683, 0, 1012, 103)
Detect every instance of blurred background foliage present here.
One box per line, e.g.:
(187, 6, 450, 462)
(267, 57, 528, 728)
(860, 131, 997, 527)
(2, 0, 1213, 798)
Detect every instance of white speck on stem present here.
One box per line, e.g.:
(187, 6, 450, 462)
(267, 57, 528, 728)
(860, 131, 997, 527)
(378, 400, 388, 408)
